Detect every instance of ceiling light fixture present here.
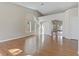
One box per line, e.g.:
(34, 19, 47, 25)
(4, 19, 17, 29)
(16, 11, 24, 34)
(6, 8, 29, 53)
(40, 3, 44, 6)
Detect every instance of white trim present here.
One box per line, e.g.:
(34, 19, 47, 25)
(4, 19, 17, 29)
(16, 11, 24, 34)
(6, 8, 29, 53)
(63, 36, 78, 40)
(0, 33, 34, 42)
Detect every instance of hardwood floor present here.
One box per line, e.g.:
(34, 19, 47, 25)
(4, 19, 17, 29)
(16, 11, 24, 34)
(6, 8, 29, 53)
(0, 35, 78, 56)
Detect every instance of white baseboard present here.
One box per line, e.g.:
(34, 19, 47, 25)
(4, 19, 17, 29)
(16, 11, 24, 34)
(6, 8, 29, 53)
(0, 33, 34, 42)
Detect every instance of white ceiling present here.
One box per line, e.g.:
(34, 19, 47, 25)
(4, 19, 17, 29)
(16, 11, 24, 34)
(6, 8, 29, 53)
(14, 2, 78, 15)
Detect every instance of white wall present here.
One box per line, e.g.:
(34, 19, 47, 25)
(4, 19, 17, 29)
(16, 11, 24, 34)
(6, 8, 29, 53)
(0, 3, 40, 42)
(63, 7, 78, 39)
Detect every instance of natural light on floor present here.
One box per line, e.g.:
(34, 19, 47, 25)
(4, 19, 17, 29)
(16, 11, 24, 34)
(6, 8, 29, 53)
(8, 48, 23, 56)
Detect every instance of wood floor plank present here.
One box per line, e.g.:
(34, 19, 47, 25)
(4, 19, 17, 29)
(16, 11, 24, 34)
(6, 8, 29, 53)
(0, 35, 78, 56)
